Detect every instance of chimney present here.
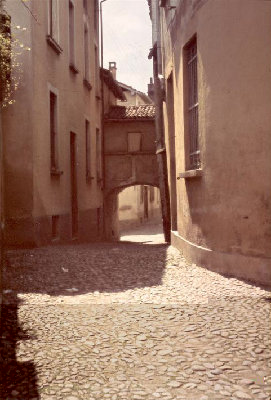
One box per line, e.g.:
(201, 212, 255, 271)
(148, 77, 155, 101)
(109, 61, 117, 80)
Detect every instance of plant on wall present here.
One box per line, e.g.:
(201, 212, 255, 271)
(0, 0, 31, 108)
(0, 0, 12, 106)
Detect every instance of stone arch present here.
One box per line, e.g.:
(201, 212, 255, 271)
(104, 181, 160, 241)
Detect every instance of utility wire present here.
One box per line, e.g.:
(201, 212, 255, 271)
(19, 0, 40, 24)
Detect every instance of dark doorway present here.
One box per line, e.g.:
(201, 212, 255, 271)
(70, 132, 78, 238)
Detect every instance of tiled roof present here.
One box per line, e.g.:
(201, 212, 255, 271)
(105, 105, 156, 120)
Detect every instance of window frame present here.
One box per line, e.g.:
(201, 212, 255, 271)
(85, 119, 92, 181)
(96, 128, 102, 183)
(84, 23, 89, 81)
(49, 88, 59, 173)
(127, 132, 143, 153)
(68, 0, 76, 68)
(47, 0, 62, 53)
(183, 35, 200, 170)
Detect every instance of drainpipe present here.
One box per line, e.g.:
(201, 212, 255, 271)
(150, 1, 171, 242)
(99, 0, 108, 238)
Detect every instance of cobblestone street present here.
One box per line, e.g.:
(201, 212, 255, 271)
(1, 225, 271, 400)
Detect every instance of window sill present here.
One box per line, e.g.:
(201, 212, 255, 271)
(51, 168, 63, 177)
(46, 35, 63, 54)
(83, 79, 92, 91)
(178, 169, 203, 179)
(69, 63, 79, 74)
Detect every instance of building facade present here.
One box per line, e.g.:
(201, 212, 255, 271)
(149, 0, 271, 285)
(2, 0, 102, 246)
(102, 62, 161, 238)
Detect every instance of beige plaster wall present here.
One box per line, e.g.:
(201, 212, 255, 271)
(161, 0, 271, 280)
(31, 0, 102, 216)
(2, 0, 34, 220)
(104, 120, 159, 194)
(3, 0, 103, 245)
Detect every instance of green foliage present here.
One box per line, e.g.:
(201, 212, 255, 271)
(0, 8, 12, 106)
(0, 0, 31, 108)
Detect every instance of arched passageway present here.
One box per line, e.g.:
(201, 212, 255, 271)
(104, 182, 161, 241)
(118, 184, 162, 236)
(104, 184, 162, 241)
(104, 106, 161, 240)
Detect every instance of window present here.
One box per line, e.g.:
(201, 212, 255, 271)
(85, 120, 91, 179)
(50, 91, 58, 171)
(96, 128, 101, 182)
(83, 0, 88, 14)
(127, 132, 142, 153)
(185, 36, 200, 169)
(94, 0, 98, 32)
(69, 0, 75, 66)
(84, 24, 89, 81)
(47, 0, 62, 53)
(48, 0, 59, 41)
(95, 45, 100, 94)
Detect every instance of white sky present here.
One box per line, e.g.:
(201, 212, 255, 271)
(102, 0, 153, 93)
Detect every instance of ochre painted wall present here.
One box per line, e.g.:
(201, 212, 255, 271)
(161, 0, 271, 283)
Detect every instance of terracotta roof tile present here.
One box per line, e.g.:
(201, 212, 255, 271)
(105, 105, 156, 120)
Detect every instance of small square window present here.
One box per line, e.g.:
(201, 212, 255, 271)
(127, 132, 142, 153)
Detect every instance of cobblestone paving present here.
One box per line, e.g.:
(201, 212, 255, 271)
(1, 225, 271, 400)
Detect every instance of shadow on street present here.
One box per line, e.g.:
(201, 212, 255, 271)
(0, 298, 40, 399)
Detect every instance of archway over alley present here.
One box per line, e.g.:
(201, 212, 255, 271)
(104, 104, 160, 240)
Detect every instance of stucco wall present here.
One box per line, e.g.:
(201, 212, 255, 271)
(3, 0, 103, 246)
(104, 120, 159, 193)
(161, 0, 271, 283)
(2, 0, 34, 244)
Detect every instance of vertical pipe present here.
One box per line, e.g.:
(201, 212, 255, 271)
(152, 3, 171, 243)
(99, 0, 107, 238)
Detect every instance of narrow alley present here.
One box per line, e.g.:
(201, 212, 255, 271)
(2, 225, 271, 400)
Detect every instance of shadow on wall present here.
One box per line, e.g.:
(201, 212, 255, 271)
(2, 241, 169, 297)
(0, 298, 40, 399)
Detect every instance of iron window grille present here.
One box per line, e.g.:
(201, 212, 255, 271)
(186, 37, 200, 169)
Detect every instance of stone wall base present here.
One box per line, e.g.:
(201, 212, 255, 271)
(5, 209, 103, 248)
(171, 231, 271, 287)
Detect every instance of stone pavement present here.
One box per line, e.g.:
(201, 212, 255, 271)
(1, 225, 271, 400)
